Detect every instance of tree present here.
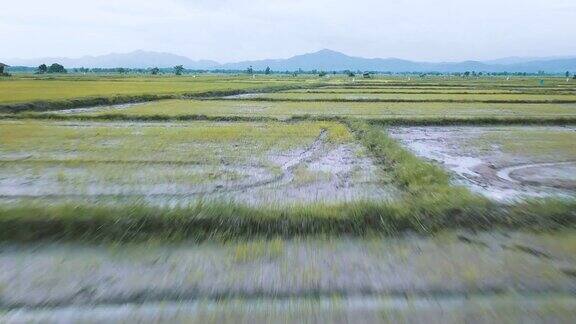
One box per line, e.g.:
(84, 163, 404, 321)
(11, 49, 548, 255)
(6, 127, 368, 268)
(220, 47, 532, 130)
(318, 71, 327, 77)
(566, 71, 571, 78)
(265, 66, 271, 75)
(47, 63, 66, 73)
(37, 64, 48, 74)
(246, 66, 254, 74)
(151, 67, 160, 75)
(174, 65, 184, 75)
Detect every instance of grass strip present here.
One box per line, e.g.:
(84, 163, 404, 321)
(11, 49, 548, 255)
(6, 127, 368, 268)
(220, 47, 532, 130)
(285, 90, 576, 95)
(4, 113, 576, 126)
(0, 198, 574, 242)
(216, 97, 576, 104)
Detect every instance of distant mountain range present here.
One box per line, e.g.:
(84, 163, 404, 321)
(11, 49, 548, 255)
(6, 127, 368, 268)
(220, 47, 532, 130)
(6, 50, 218, 70)
(5, 49, 576, 73)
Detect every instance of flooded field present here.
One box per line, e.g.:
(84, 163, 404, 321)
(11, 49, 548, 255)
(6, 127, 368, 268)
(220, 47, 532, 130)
(388, 126, 576, 201)
(233, 91, 576, 102)
(44, 98, 576, 120)
(1, 76, 576, 322)
(0, 120, 395, 205)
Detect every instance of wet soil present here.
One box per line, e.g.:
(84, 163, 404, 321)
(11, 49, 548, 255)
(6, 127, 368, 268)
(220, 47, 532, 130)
(0, 231, 574, 321)
(0, 129, 396, 206)
(387, 126, 576, 201)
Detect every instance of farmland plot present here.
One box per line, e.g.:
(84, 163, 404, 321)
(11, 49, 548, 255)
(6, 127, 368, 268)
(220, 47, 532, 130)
(2, 76, 576, 322)
(0, 120, 394, 205)
(388, 125, 576, 201)
(54, 99, 576, 120)
(231, 91, 576, 102)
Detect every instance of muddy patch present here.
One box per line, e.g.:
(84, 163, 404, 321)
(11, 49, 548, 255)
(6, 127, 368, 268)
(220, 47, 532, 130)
(221, 93, 264, 99)
(45, 102, 143, 114)
(0, 231, 574, 310)
(0, 162, 267, 197)
(387, 126, 576, 201)
(0, 129, 396, 206)
(497, 161, 576, 189)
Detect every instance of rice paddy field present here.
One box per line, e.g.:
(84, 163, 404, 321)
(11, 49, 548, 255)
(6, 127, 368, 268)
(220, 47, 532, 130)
(0, 74, 316, 105)
(1, 74, 575, 321)
(230, 91, 576, 102)
(54, 98, 576, 120)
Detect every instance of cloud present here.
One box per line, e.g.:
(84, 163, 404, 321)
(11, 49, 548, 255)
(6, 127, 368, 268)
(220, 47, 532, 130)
(1, 0, 575, 62)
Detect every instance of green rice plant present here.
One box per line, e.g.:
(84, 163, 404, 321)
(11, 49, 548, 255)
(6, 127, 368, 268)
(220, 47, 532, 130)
(0, 120, 341, 164)
(222, 97, 576, 104)
(5, 112, 576, 127)
(246, 91, 576, 102)
(59, 99, 576, 121)
(474, 128, 576, 159)
(0, 76, 325, 113)
(0, 118, 574, 242)
(0, 75, 575, 242)
(346, 120, 497, 230)
(0, 196, 573, 242)
(231, 237, 284, 263)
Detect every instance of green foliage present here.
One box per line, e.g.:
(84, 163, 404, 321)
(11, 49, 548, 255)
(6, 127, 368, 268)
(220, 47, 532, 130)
(230, 96, 576, 104)
(47, 63, 67, 74)
(0, 82, 320, 113)
(174, 65, 184, 75)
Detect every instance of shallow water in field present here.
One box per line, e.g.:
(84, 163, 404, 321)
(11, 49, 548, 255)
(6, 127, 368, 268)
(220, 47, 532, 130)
(0, 121, 397, 206)
(387, 126, 576, 201)
(46, 102, 140, 114)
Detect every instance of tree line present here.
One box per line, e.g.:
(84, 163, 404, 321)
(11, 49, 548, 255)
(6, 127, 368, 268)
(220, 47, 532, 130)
(34, 64, 189, 75)
(8, 63, 574, 77)
(35, 63, 67, 74)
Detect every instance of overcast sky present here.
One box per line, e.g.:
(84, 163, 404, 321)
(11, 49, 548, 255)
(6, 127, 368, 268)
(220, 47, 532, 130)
(1, 0, 575, 63)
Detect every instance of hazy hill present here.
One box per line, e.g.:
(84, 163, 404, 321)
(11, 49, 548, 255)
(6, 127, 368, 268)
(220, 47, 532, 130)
(5, 49, 576, 73)
(6, 50, 219, 69)
(221, 49, 576, 73)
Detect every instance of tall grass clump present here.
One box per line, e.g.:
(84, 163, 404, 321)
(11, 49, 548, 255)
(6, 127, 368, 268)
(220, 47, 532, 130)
(346, 120, 496, 231)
